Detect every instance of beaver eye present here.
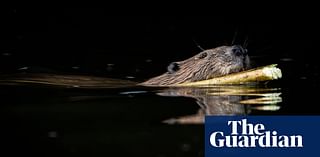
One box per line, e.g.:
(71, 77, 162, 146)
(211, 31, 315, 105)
(196, 52, 207, 59)
(167, 62, 180, 74)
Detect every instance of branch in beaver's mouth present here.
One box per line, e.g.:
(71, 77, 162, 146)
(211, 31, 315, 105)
(175, 64, 282, 87)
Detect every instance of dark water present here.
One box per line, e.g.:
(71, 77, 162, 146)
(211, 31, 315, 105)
(0, 67, 318, 156)
(1, 12, 320, 156)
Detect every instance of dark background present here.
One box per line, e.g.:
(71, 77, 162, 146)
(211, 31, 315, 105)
(1, 9, 319, 82)
(1, 9, 320, 157)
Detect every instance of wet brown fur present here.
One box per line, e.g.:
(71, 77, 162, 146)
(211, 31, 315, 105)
(140, 45, 250, 86)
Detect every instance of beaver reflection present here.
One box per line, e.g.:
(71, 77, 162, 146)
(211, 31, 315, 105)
(159, 86, 282, 124)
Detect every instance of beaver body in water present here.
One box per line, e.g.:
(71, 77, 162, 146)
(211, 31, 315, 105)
(140, 45, 250, 86)
(0, 45, 249, 87)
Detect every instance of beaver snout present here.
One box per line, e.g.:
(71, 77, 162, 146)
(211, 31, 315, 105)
(232, 45, 247, 56)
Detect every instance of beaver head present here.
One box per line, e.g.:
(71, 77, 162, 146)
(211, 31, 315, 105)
(141, 45, 250, 86)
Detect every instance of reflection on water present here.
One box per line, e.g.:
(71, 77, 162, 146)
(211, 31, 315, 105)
(0, 74, 283, 156)
(0, 74, 282, 125)
(0, 73, 137, 88)
(158, 85, 282, 124)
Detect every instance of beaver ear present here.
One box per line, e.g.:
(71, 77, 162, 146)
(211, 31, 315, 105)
(167, 62, 180, 74)
(195, 52, 208, 60)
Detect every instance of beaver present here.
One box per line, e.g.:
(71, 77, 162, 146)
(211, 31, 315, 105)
(140, 45, 250, 86)
(0, 45, 249, 88)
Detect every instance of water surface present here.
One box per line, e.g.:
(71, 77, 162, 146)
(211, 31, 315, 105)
(2, 75, 311, 156)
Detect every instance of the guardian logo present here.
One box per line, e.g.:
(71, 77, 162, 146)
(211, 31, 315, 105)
(210, 119, 303, 148)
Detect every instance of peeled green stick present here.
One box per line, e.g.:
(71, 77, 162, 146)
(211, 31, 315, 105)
(176, 64, 282, 86)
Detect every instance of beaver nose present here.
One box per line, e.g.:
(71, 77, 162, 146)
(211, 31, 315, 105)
(232, 45, 247, 56)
